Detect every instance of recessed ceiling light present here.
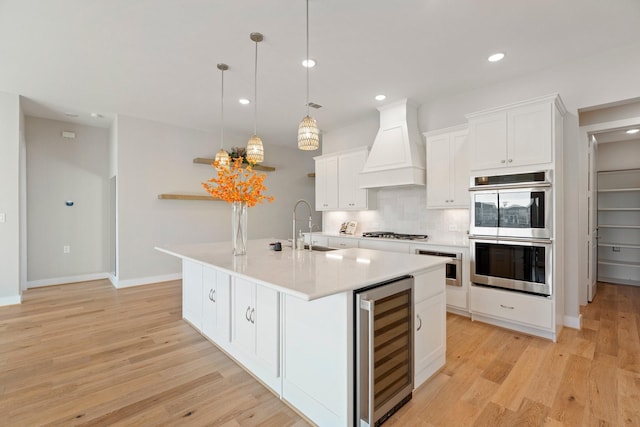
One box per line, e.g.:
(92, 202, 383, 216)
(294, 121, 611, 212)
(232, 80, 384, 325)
(626, 128, 639, 134)
(90, 113, 103, 119)
(302, 59, 316, 68)
(239, 98, 250, 105)
(375, 94, 386, 101)
(64, 112, 79, 118)
(488, 52, 505, 62)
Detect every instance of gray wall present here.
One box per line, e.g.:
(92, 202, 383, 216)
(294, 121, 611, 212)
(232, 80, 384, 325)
(115, 114, 318, 285)
(25, 117, 110, 283)
(0, 91, 21, 303)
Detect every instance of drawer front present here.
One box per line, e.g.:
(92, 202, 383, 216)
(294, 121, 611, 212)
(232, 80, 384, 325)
(357, 239, 411, 253)
(470, 286, 552, 329)
(414, 268, 445, 303)
(327, 237, 359, 249)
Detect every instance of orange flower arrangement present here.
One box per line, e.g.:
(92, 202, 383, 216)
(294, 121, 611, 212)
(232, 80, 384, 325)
(202, 158, 275, 207)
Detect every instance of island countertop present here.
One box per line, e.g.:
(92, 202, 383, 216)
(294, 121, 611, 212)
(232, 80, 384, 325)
(156, 238, 447, 301)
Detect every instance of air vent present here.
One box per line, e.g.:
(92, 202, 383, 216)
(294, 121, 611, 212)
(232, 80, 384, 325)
(307, 102, 322, 109)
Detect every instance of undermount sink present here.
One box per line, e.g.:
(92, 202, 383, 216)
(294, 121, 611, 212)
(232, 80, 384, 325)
(304, 245, 336, 252)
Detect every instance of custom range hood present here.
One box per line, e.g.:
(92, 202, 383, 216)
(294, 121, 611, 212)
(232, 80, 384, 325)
(359, 99, 425, 188)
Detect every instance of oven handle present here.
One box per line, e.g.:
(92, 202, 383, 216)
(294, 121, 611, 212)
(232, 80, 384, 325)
(469, 235, 553, 245)
(469, 181, 551, 191)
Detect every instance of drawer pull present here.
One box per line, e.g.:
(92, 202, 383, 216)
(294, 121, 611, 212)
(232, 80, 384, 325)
(416, 314, 422, 331)
(500, 304, 515, 310)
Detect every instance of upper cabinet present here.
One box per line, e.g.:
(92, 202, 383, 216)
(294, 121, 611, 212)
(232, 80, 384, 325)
(315, 147, 372, 211)
(466, 94, 565, 172)
(424, 125, 469, 208)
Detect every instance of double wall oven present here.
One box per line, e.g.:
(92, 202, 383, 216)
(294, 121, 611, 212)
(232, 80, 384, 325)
(469, 171, 553, 296)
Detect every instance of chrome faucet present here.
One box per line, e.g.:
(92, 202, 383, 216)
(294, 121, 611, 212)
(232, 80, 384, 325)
(293, 199, 313, 251)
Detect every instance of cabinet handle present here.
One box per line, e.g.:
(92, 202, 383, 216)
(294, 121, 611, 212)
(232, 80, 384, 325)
(208, 289, 213, 301)
(416, 314, 422, 331)
(211, 289, 216, 303)
(500, 304, 515, 310)
(250, 308, 255, 324)
(508, 159, 513, 163)
(501, 159, 506, 164)
(245, 306, 251, 322)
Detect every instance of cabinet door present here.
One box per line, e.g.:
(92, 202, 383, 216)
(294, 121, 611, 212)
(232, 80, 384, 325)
(232, 277, 255, 356)
(469, 112, 507, 171)
(507, 102, 552, 167)
(255, 285, 280, 376)
(450, 130, 470, 207)
(182, 260, 203, 330)
(414, 292, 446, 387)
(203, 268, 231, 343)
(201, 266, 218, 338)
(338, 149, 368, 209)
(426, 133, 452, 208)
(315, 156, 338, 210)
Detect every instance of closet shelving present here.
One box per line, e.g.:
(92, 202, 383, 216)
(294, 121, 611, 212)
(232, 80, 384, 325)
(597, 168, 640, 286)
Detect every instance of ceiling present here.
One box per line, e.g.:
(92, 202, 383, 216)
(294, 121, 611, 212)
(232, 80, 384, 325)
(2, 0, 640, 149)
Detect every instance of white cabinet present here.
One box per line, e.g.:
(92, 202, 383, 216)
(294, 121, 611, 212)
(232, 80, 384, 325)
(201, 267, 231, 345)
(413, 268, 446, 388)
(327, 236, 359, 249)
(470, 285, 553, 330)
(315, 155, 338, 210)
(338, 148, 369, 209)
(467, 94, 564, 172)
(315, 147, 371, 211)
(231, 277, 280, 392)
(182, 260, 203, 330)
(597, 169, 640, 286)
(425, 125, 469, 208)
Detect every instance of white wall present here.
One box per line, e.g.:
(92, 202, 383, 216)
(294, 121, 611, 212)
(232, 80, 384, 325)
(0, 91, 21, 304)
(115, 115, 318, 285)
(322, 41, 640, 321)
(25, 117, 110, 285)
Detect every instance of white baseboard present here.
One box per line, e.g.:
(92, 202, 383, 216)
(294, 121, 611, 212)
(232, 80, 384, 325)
(563, 314, 582, 330)
(113, 273, 182, 289)
(0, 294, 22, 307)
(26, 273, 110, 289)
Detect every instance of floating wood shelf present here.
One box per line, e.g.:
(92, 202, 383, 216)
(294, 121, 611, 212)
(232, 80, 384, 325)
(193, 157, 276, 171)
(158, 193, 220, 201)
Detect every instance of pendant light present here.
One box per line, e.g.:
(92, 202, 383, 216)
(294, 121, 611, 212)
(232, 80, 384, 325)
(214, 63, 231, 169)
(297, 0, 319, 151)
(246, 32, 264, 164)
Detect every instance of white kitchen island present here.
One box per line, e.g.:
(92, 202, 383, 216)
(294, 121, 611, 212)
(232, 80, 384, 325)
(156, 238, 447, 427)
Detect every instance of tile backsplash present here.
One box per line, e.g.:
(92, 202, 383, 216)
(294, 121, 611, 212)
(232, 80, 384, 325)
(322, 186, 469, 243)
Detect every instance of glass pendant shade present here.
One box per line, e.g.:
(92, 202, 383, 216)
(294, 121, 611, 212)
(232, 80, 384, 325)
(246, 135, 264, 163)
(297, 115, 320, 150)
(215, 148, 230, 169)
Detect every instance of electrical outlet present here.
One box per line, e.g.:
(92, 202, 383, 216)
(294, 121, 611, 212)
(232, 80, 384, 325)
(63, 245, 70, 254)
(448, 224, 458, 232)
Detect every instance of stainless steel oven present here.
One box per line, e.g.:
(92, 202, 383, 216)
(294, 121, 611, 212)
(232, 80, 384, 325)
(356, 276, 413, 427)
(470, 171, 552, 239)
(415, 249, 462, 286)
(470, 236, 552, 296)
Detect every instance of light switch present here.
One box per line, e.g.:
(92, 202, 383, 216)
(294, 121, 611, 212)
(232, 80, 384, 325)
(0, 213, 5, 223)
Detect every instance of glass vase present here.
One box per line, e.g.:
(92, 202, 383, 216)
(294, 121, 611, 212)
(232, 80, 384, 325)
(232, 201, 248, 256)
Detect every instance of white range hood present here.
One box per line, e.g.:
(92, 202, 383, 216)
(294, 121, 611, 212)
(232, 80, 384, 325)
(359, 99, 425, 188)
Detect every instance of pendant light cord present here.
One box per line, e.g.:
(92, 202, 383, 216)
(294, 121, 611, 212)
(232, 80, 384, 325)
(220, 67, 225, 150)
(306, 0, 310, 117)
(253, 39, 258, 136)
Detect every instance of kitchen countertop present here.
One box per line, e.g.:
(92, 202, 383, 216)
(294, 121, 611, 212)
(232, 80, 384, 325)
(156, 238, 447, 301)
(307, 231, 469, 248)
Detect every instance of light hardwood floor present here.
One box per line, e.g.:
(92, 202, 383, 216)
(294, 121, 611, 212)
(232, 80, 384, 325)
(1, 280, 638, 426)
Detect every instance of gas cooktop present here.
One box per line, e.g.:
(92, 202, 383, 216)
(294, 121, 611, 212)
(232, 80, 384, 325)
(361, 231, 429, 241)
